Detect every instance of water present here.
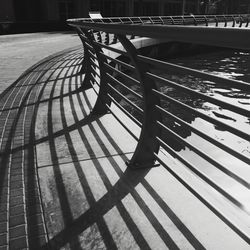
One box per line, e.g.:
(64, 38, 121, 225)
(156, 49, 250, 212)
(151, 49, 250, 210)
(116, 48, 250, 211)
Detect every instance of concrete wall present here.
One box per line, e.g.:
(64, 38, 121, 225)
(45, 0, 60, 21)
(0, 0, 246, 30)
(74, 0, 90, 18)
(0, 0, 15, 21)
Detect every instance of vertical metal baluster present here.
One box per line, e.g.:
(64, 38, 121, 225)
(232, 16, 236, 27)
(76, 28, 93, 89)
(117, 34, 162, 169)
(104, 32, 110, 45)
(246, 16, 249, 27)
(84, 30, 111, 115)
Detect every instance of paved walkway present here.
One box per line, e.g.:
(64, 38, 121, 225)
(0, 32, 79, 249)
(0, 32, 80, 93)
(0, 32, 250, 250)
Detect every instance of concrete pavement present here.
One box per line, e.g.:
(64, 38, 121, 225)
(0, 32, 81, 93)
(0, 32, 250, 249)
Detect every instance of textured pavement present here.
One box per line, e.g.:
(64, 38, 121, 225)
(0, 32, 83, 249)
(0, 32, 250, 249)
(0, 32, 138, 249)
(0, 32, 80, 93)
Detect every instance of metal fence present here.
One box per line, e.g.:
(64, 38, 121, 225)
(67, 15, 250, 243)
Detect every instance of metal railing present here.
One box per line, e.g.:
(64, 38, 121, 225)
(69, 14, 250, 26)
(68, 14, 250, 46)
(67, 15, 250, 243)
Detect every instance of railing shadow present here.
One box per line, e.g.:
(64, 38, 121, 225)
(0, 47, 205, 249)
(38, 50, 206, 248)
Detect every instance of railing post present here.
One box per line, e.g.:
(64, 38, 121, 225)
(76, 28, 93, 90)
(117, 35, 162, 169)
(83, 29, 111, 115)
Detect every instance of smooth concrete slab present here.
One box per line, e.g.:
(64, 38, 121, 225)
(35, 85, 138, 167)
(32, 47, 250, 249)
(38, 151, 250, 249)
(0, 32, 81, 93)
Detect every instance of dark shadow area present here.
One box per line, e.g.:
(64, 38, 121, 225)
(0, 21, 73, 35)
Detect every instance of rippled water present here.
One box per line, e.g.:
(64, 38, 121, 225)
(156, 50, 250, 170)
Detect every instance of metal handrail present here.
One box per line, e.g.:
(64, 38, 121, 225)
(68, 14, 250, 26)
(73, 23, 250, 49)
(67, 15, 250, 243)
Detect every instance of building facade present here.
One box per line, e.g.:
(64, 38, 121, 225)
(0, 0, 249, 23)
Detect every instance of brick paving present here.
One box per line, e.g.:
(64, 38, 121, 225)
(0, 33, 81, 249)
(0, 35, 137, 249)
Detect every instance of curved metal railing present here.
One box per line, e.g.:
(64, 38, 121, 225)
(68, 14, 250, 46)
(69, 14, 250, 26)
(67, 15, 250, 244)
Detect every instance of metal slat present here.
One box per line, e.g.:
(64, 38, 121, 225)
(107, 83, 143, 115)
(147, 72, 250, 118)
(155, 104, 250, 166)
(105, 103, 139, 141)
(104, 63, 140, 86)
(93, 40, 127, 56)
(100, 52, 135, 71)
(138, 55, 250, 91)
(107, 94, 142, 128)
(152, 89, 250, 142)
(154, 152, 250, 245)
(156, 136, 243, 209)
(156, 120, 250, 188)
(89, 73, 100, 86)
(106, 73, 143, 100)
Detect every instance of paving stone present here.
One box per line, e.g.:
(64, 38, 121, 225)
(0, 178, 8, 188)
(9, 205, 25, 217)
(10, 181, 23, 190)
(0, 187, 8, 196)
(9, 214, 25, 228)
(25, 204, 42, 216)
(10, 169, 22, 176)
(0, 196, 8, 205)
(27, 214, 44, 226)
(26, 196, 41, 207)
(0, 223, 7, 234)
(0, 213, 7, 223)
(10, 188, 24, 198)
(9, 236, 28, 250)
(0, 204, 7, 213)
(0, 233, 7, 246)
(9, 196, 24, 208)
(10, 175, 23, 182)
(28, 223, 45, 238)
(28, 235, 47, 249)
(24, 186, 39, 196)
(11, 152, 22, 159)
(9, 225, 27, 240)
(10, 164, 23, 171)
(11, 158, 23, 165)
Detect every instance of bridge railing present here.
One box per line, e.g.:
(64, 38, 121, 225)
(68, 14, 250, 45)
(69, 14, 250, 26)
(67, 15, 250, 243)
